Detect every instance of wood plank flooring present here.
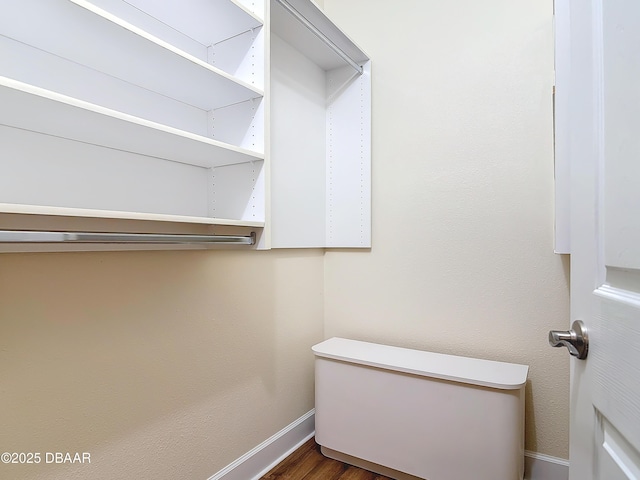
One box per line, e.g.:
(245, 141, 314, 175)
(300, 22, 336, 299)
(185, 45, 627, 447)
(261, 438, 392, 480)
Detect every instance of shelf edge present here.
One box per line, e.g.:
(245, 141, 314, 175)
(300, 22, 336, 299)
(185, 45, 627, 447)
(0, 204, 265, 228)
(0, 77, 265, 168)
(71, 0, 264, 98)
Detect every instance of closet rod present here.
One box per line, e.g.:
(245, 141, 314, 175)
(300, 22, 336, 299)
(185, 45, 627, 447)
(0, 230, 255, 245)
(274, 0, 364, 75)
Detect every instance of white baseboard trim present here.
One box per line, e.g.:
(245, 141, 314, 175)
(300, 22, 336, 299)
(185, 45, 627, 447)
(208, 410, 568, 480)
(525, 450, 569, 480)
(208, 409, 315, 480)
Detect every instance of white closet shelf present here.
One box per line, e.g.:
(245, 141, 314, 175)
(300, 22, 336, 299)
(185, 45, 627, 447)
(75, 0, 263, 102)
(84, 0, 264, 48)
(1, 0, 263, 110)
(270, 0, 368, 71)
(0, 204, 265, 228)
(0, 78, 264, 169)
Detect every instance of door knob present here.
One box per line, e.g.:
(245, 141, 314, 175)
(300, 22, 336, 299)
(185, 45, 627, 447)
(548, 320, 588, 359)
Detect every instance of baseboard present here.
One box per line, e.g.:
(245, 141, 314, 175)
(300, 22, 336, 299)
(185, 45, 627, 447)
(207, 409, 315, 480)
(208, 410, 568, 480)
(525, 451, 569, 480)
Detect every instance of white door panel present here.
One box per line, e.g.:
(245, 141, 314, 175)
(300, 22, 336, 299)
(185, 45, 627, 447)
(566, 0, 640, 478)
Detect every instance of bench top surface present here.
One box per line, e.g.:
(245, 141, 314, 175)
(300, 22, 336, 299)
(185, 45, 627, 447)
(313, 337, 529, 390)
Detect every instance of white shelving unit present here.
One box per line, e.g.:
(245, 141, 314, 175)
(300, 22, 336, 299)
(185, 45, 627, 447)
(269, 0, 371, 248)
(0, 0, 370, 251)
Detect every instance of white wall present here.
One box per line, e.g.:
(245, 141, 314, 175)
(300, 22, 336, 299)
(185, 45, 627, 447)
(322, 0, 570, 458)
(0, 250, 324, 479)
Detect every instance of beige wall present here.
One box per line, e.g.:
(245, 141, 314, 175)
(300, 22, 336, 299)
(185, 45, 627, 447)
(322, 0, 570, 459)
(0, 250, 324, 479)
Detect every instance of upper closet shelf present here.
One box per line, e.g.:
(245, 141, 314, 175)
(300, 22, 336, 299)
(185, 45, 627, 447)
(0, 78, 264, 169)
(83, 0, 264, 48)
(0, 0, 263, 106)
(270, 0, 369, 71)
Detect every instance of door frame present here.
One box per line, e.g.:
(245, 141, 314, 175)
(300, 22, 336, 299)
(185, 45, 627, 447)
(556, 0, 599, 478)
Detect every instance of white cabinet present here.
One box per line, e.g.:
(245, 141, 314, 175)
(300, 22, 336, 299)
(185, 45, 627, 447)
(0, 0, 370, 251)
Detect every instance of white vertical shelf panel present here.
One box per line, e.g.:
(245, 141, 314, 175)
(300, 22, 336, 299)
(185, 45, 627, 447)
(211, 27, 265, 90)
(211, 98, 265, 153)
(326, 62, 372, 248)
(235, 0, 265, 20)
(209, 161, 266, 223)
(270, 33, 328, 248)
(268, 0, 371, 249)
(554, 0, 571, 254)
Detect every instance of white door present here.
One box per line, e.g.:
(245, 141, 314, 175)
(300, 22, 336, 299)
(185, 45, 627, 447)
(565, 0, 640, 479)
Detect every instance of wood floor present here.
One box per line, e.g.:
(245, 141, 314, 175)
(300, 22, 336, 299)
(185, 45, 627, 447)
(261, 438, 393, 480)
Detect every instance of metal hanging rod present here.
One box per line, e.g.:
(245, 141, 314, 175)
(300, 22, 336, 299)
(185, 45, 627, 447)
(0, 230, 255, 245)
(274, 0, 364, 75)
